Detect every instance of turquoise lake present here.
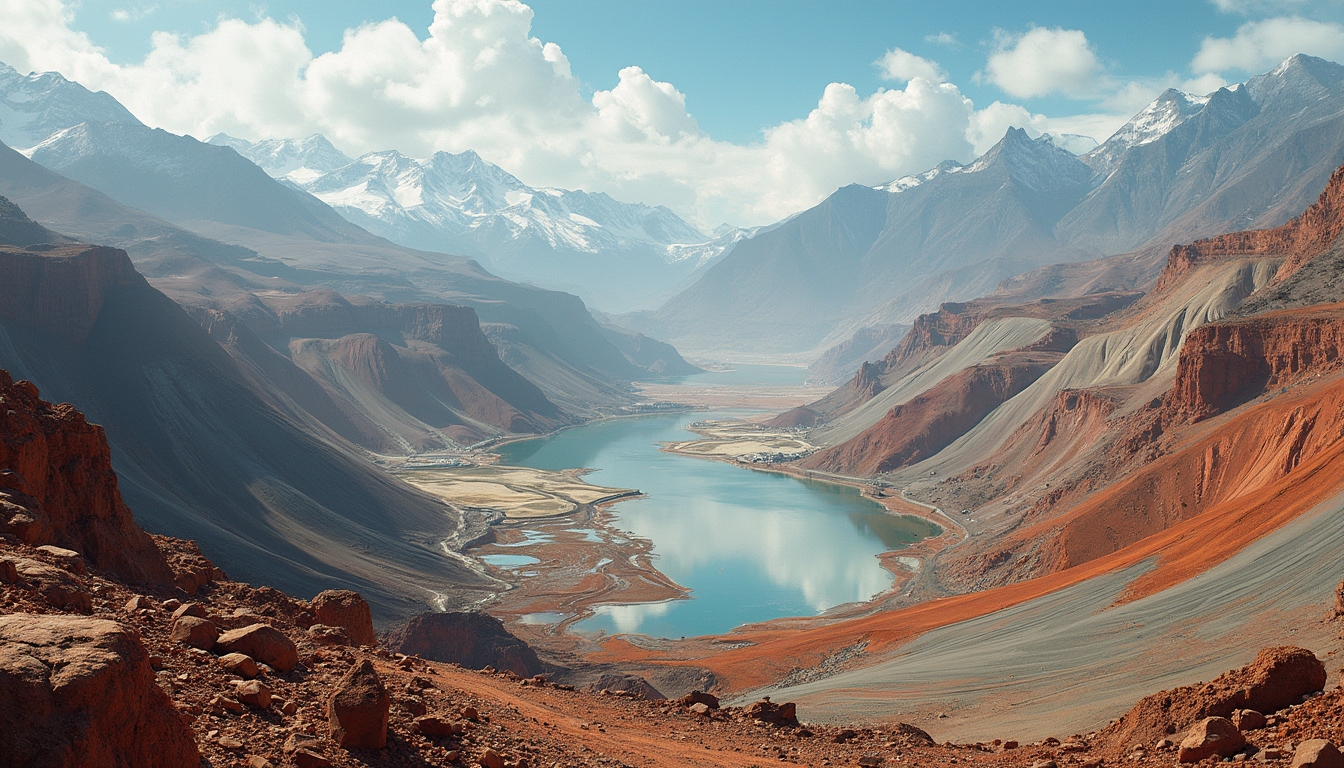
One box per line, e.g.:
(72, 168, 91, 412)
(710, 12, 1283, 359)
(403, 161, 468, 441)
(495, 412, 941, 639)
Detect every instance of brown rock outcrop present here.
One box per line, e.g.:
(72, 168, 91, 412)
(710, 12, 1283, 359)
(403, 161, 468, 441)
(150, 536, 226, 595)
(328, 659, 390, 749)
(0, 613, 199, 767)
(882, 302, 984, 372)
(382, 612, 543, 677)
(0, 369, 173, 585)
(744, 698, 799, 727)
(169, 615, 218, 650)
(310, 589, 376, 647)
(678, 690, 720, 709)
(586, 673, 666, 700)
(234, 679, 271, 709)
(214, 623, 298, 672)
(1103, 646, 1325, 751)
(1177, 717, 1246, 763)
(3, 556, 92, 613)
(1293, 740, 1344, 768)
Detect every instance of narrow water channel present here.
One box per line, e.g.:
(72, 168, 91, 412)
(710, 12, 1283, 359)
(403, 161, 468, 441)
(495, 410, 940, 638)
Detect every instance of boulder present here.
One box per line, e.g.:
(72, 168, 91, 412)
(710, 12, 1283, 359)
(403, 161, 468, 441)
(586, 673, 665, 700)
(170, 602, 206, 620)
(293, 750, 332, 768)
(1177, 717, 1246, 763)
(234, 680, 271, 709)
(678, 690, 720, 709)
(35, 545, 85, 574)
(381, 612, 543, 676)
(1232, 709, 1267, 731)
(744, 698, 799, 727)
(412, 715, 464, 737)
(215, 624, 298, 673)
(0, 614, 199, 767)
(168, 615, 218, 650)
(1292, 740, 1344, 768)
(328, 659, 390, 749)
(1239, 646, 1326, 713)
(122, 595, 149, 612)
(1104, 646, 1325, 750)
(218, 652, 259, 678)
(310, 590, 376, 647)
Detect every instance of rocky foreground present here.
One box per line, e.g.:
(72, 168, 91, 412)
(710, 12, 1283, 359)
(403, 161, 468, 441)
(8, 520, 1344, 768)
(5, 369, 1344, 767)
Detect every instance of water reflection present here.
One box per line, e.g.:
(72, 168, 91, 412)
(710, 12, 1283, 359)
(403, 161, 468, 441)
(497, 413, 939, 638)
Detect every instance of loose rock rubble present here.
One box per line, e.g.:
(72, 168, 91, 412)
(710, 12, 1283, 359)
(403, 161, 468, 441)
(10, 525, 1344, 767)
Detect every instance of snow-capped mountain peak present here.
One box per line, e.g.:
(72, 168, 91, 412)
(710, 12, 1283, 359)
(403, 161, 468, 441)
(877, 159, 966, 194)
(208, 133, 353, 184)
(963, 127, 1093, 192)
(266, 142, 710, 257)
(0, 62, 142, 151)
(218, 135, 728, 310)
(1083, 89, 1211, 178)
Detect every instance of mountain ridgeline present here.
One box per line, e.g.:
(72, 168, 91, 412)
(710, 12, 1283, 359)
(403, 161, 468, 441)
(634, 54, 1344, 359)
(209, 134, 733, 314)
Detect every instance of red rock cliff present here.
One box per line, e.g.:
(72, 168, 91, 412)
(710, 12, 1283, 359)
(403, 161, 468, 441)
(0, 369, 173, 584)
(881, 303, 981, 372)
(1166, 304, 1344, 422)
(1157, 163, 1344, 292)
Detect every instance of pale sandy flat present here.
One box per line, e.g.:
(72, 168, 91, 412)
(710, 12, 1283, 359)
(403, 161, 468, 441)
(398, 466, 633, 519)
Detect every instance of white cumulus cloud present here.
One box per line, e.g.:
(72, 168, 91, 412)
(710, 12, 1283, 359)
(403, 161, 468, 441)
(983, 27, 1104, 99)
(0, 0, 1106, 228)
(874, 48, 947, 83)
(1192, 16, 1344, 73)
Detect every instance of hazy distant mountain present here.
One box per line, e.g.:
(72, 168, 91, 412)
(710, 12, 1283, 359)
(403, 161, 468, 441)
(0, 62, 142, 151)
(641, 54, 1344, 358)
(643, 128, 1096, 355)
(213, 136, 727, 313)
(29, 122, 374, 242)
(13, 122, 689, 403)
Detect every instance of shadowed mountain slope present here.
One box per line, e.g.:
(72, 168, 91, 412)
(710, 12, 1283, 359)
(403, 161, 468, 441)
(0, 242, 497, 620)
(0, 137, 690, 416)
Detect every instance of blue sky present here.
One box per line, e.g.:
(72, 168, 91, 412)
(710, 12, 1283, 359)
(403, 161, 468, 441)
(64, 0, 1301, 142)
(7, 0, 1344, 226)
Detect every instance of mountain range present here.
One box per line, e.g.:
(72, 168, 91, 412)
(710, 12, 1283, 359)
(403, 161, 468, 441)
(208, 133, 738, 313)
(0, 57, 703, 615)
(631, 54, 1344, 360)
